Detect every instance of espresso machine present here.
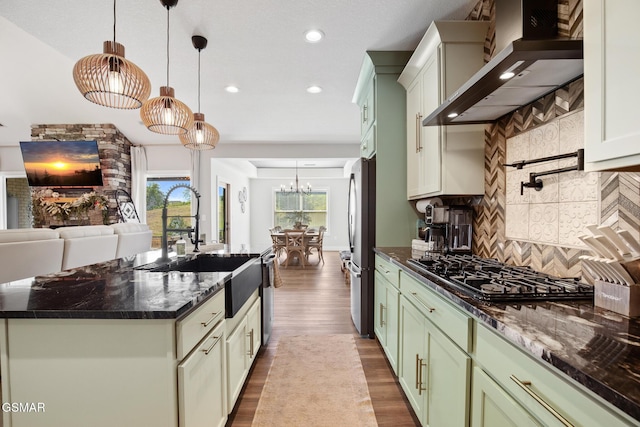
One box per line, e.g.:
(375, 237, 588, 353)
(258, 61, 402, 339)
(447, 206, 473, 254)
(422, 204, 473, 255)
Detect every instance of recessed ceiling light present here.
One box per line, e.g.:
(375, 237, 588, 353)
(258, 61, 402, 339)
(225, 86, 239, 93)
(447, 112, 459, 118)
(307, 85, 322, 94)
(304, 29, 324, 43)
(500, 71, 515, 80)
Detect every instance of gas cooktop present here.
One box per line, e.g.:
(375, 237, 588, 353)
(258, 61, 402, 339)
(407, 254, 593, 302)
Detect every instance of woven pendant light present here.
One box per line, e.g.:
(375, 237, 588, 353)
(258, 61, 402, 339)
(140, 0, 193, 135)
(73, 0, 151, 109)
(180, 36, 220, 150)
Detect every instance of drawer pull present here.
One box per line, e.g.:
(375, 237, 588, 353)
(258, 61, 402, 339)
(202, 335, 221, 355)
(410, 292, 435, 313)
(376, 263, 390, 274)
(201, 312, 219, 328)
(510, 375, 574, 427)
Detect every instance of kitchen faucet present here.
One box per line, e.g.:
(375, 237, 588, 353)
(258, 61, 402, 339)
(159, 184, 202, 262)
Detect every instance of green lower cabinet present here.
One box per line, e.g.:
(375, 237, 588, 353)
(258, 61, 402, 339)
(427, 325, 471, 426)
(375, 271, 400, 374)
(471, 367, 541, 427)
(399, 294, 428, 420)
(374, 275, 387, 347)
(385, 284, 399, 374)
(399, 295, 471, 426)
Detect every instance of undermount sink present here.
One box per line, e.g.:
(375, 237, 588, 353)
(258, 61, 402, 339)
(140, 254, 262, 318)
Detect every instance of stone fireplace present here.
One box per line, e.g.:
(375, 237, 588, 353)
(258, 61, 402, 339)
(29, 124, 132, 227)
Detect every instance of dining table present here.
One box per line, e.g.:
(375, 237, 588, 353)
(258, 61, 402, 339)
(270, 230, 319, 266)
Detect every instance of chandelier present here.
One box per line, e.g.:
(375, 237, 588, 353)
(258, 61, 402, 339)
(179, 35, 220, 150)
(72, 0, 151, 109)
(280, 161, 312, 195)
(140, 0, 193, 135)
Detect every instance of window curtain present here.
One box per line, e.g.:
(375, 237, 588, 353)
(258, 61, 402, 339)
(130, 146, 148, 223)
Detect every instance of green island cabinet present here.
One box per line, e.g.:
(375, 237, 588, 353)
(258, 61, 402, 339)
(374, 257, 639, 427)
(397, 21, 488, 199)
(584, 0, 640, 171)
(374, 254, 401, 374)
(0, 288, 261, 427)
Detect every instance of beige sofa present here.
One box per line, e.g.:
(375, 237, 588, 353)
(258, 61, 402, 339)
(0, 228, 64, 283)
(57, 225, 119, 270)
(109, 223, 152, 259)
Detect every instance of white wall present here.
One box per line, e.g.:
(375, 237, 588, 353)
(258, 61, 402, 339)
(249, 168, 350, 252)
(0, 146, 24, 172)
(204, 158, 256, 252)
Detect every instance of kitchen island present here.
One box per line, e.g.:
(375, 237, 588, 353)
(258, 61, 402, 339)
(375, 247, 640, 426)
(0, 248, 263, 427)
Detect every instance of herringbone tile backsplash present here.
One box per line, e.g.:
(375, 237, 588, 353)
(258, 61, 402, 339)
(467, 0, 640, 277)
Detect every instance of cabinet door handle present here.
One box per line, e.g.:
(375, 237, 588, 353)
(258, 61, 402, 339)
(201, 312, 220, 328)
(202, 335, 221, 355)
(410, 292, 435, 313)
(510, 375, 574, 427)
(362, 105, 369, 124)
(247, 329, 255, 358)
(379, 303, 386, 326)
(416, 354, 427, 395)
(415, 354, 420, 390)
(415, 113, 423, 153)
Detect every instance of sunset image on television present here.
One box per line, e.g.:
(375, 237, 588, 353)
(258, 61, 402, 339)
(19, 141, 104, 187)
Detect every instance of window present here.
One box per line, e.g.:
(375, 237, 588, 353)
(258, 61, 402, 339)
(274, 190, 327, 230)
(146, 177, 191, 248)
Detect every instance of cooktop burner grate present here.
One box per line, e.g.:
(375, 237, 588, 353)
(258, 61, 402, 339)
(407, 254, 593, 302)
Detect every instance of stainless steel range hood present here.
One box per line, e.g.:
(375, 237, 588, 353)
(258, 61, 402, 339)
(422, 0, 583, 126)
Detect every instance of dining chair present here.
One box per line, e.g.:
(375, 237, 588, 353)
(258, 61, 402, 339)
(283, 230, 306, 268)
(306, 226, 326, 265)
(270, 232, 286, 260)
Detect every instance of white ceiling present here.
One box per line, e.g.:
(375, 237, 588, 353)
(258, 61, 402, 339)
(0, 0, 477, 155)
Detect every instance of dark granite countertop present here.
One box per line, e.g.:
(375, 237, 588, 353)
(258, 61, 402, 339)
(0, 249, 262, 320)
(375, 247, 640, 423)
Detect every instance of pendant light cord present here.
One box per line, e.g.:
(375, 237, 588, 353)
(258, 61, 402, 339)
(166, 6, 170, 87)
(197, 49, 201, 113)
(112, 0, 117, 44)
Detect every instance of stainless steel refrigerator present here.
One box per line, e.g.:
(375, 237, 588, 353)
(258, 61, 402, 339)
(348, 157, 376, 338)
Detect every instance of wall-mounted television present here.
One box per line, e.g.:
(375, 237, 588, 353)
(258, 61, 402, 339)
(19, 140, 104, 187)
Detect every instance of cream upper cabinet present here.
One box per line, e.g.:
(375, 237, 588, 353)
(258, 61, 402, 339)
(398, 21, 489, 199)
(584, 0, 640, 171)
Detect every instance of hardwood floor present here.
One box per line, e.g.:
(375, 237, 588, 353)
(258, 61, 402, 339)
(226, 251, 419, 426)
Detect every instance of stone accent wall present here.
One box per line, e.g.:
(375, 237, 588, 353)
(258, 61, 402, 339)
(6, 178, 31, 228)
(30, 124, 132, 226)
(467, 0, 640, 277)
